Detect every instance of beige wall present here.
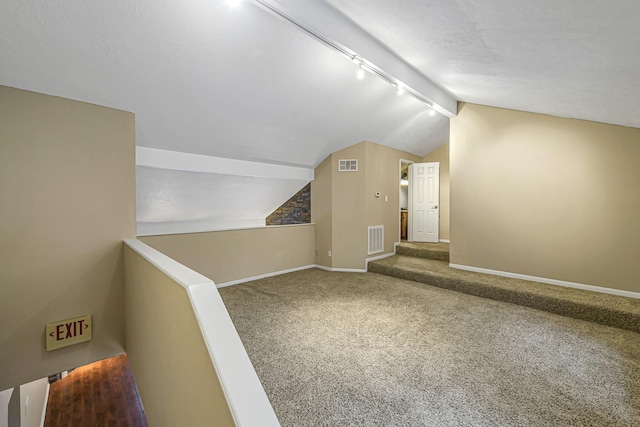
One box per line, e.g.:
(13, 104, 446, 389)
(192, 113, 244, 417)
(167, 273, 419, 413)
(123, 245, 235, 427)
(450, 103, 640, 293)
(140, 224, 315, 284)
(0, 86, 136, 391)
(365, 142, 422, 254)
(312, 156, 333, 268)
(423, 143, 450, 241)
(313, 141, 420, 270)
(331, 143, 368, 269)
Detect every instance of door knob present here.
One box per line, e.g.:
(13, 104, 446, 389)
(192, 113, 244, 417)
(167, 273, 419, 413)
(434, 205, 438, 209)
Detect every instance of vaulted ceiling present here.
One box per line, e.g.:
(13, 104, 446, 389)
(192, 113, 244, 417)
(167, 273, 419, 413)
(2, 0, 638, 233)
(325, 0, 640, 129)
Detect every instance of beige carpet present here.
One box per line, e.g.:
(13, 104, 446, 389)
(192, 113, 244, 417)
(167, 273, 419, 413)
(219, 268, 640, 426)
(369, 255, 640, 333)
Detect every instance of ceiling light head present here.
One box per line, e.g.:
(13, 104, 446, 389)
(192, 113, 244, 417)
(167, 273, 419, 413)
(429, 108, 436, 116)
(396, 83, 404, 96)
(357, 66, 364, 80)
(226, 0, 241, 7)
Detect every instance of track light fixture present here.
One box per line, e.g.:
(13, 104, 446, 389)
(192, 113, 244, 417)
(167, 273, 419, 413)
(248, 0, 444, 117)
(352, 56, 365, 80)
(349, 55, 437, 115)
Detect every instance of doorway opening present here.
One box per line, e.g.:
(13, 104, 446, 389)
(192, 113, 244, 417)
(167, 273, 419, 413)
(408, 162, 440, 243)
(399, 159, 414, 242)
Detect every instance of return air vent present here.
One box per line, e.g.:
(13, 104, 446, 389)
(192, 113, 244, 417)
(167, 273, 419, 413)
(338, 159, 358, 172)
(368, 225, 384, 255)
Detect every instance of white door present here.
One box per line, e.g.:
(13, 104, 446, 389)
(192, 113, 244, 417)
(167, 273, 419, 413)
(408, 162, 439, 243)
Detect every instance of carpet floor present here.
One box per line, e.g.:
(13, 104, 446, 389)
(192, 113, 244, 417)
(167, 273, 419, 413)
(219, 269, 640, 426)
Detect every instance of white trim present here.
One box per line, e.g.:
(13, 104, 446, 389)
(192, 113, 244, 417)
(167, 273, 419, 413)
(187, 285, 280, 426)
(216, 265, 316, 288)
(39, 382, 50, 427)
(216, 253, 398, 280)
(137, 221, 315, 237)
(124, 239, 280, 426)
(124, 239, 211, 289)
(137, 147, 314, 181)
(439, 239, 450, 243)
(214, 249, 398, 287)
(399, 158, 414, 243)
(137, 219, 264, 237)
(365, 252, 395, 268)
(449, 263, 640, 299)
(313, 250, 396, 274)
(0, 388, 13, 427)
(313, 265, 367, 273)
(211, 249, 399, 289)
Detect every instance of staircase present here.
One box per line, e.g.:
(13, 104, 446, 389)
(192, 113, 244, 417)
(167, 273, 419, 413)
(369, 242, 640, 334)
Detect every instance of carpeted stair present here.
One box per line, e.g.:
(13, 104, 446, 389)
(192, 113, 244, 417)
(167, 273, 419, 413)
(369, 242, 640, 333)
(395, 241, 450, 261)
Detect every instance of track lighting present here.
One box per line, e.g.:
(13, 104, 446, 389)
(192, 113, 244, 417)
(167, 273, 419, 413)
(247, 0, 447, 117)
(352, 56, 365, 80)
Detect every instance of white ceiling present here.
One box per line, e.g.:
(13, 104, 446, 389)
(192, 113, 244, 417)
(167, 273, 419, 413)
(2, 0, 637, 233)
(136, 166, 309, 235)
(0, 0, 449, 168)
(325, 0, 640, 129)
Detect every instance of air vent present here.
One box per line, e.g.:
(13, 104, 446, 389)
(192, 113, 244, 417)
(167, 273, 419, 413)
(368, 225, 384, 255)
(338, 159, 358, 172)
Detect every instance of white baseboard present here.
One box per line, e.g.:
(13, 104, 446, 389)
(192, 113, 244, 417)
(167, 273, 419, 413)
(215, 265, 316, 288)
(215, 251, 398, 286)
(366, 252, 395, 264)
(313, 248, 397, 273)
(439, 239, 450, 243)
(314, 265, 367, 273)
(449, 263, 640, 299)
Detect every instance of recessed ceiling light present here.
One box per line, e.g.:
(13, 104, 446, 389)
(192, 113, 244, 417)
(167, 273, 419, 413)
(227, 0, 241, 7)
(429, 109, 436, 116)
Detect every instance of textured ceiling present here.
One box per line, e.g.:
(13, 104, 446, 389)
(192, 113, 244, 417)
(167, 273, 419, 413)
(136, 166, 309, 235)
(324, 0, 640, 129)
(0, 0, 448, 168)
(3, 0, 637, 233)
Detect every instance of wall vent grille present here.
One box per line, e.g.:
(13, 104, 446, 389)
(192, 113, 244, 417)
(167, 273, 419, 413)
(338, 159, 358, 172)
(368, 225, 384, 255)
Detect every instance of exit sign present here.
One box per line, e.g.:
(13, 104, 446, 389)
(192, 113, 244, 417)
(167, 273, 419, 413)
(46, 315, 92, 351)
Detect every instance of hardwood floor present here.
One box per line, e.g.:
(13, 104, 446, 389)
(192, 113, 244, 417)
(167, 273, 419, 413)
(44, 354, 148, 427)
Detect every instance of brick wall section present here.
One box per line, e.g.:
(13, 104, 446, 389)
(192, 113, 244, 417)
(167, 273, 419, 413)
(266, 183, 311, 225)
